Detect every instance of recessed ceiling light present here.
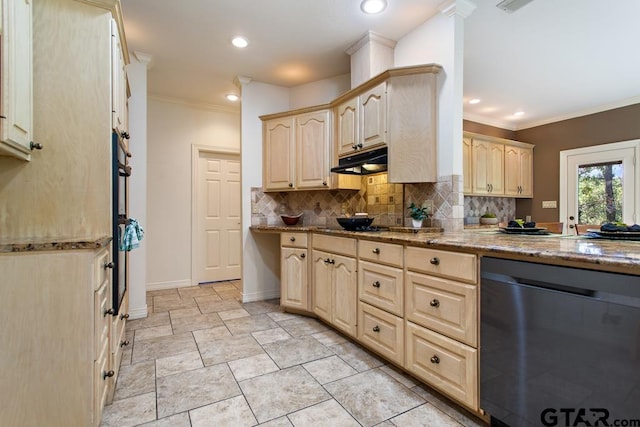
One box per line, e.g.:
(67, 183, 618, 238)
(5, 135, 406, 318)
(360, 0, 387, 14)
(225, 94, 239, 102)
(514, 111, 525, 116)
(469, 98, 481, 104)
(231, 36, 248, 48)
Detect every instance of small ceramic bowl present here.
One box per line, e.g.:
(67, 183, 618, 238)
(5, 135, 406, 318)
(281, 213, 303, 226)
(480, 217, 499, 225)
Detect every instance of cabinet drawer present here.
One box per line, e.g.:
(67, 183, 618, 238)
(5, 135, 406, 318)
(281, 232, 308, 248)
(406, 272, 477, 346)
(94, 336, 110, 427)
(405, 247, 477, 283)
(405, 321, 478, 410)
(358, 261, 403, 316)
(358, 240, 403, 267)
(358, 302, 404, 365)
(312, 234, 356, 257)
(94, 279, 110, 358)
(94, 248, 110, 291)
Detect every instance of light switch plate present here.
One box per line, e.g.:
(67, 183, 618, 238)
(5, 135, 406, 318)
(542, 200, 557, 209)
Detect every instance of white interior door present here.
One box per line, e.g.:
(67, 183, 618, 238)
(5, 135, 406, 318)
(194, 150, 241, 284)
(560, 140, 639, 233)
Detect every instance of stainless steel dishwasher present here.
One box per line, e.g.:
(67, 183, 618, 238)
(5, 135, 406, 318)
(481, 257, 640, 427)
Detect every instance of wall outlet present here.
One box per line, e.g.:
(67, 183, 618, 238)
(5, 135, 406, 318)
(542, 200, 557, 209)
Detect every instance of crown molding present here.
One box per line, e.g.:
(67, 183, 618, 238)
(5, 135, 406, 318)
(439, 0, 477, 18)
(463, 112, 516, 131)
(148, 94, 240, 114)
(233, 75, 253, 88)
(345, 30, 397, 56)
(133, 51, 153, 68)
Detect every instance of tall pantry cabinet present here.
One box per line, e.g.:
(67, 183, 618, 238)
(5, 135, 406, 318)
(0, 1, 130, 426)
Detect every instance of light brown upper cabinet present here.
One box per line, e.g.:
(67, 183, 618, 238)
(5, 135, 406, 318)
(263, 116, 295, 191)
(336, 98, 359, 156)
(463, 131, 534, 198)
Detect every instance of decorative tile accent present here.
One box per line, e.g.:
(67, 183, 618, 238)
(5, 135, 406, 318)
(464, 196, 516, 224)
(404, 175, 465, 231)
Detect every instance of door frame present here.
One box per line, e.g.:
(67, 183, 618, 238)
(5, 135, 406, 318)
(559, 139, 640, 233)
(191, 145, 242, 287)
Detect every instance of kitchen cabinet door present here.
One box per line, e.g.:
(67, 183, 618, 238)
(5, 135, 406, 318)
(263, 117, 295, 191)
(281, 247, 308, 310)
(312, 250, 332, 322)
(111, 19, 128, 134)
(331, 253, 357, 337)
(336, 98, 359, 157)
(359, 82, 387, 151)
(462, 136, 472, 194)
(0, 0, 33, 160)
(504, 145, 533, 197)
(471, 138, 504, 195)
(296, 110, 330, 189)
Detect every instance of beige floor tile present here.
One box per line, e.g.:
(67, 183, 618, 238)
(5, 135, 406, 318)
(197, 298, 241, 314)
(190, 395, 258, 427)
(224, 313, 279, 335)
(410, 385, 486, 427)
(266, 311, 302, 322)
(216, 289, 242, 300)
(100, 392, 156, 427)
(137, 412, 191, 427)
(113, 360, 156, 401)
(288, 399, 360, 427)
(208, 283, 238, 292)
(156, 364, 241, 418)
(198, 334, 265, 366)
(302, 355, 358, 385)
(177, 286, 217, 299)
(239, 366, 330, 423)
(252, 327, 292, 345)
(380, 364, 419, 389)
(171, 312, 224, 334)
(126, 312, 170, 332)
(192, 325, 232, 344)
(169, 307, 201, 320)
(331, 341, 385, 372)
(153, 295, 197, 312)
(132, 332, 198, 363)
(262, 336, 333, 369)
(147, 289, 179, 297)
(135, 324, 173, 341)
(257, 417, 293, 426)
(325, 369, 425, 426)
(156, 350, 204, 378)
(389, 403, 462, 427)
(218, 308, 251, 320)
(194, 293, 222, 304)
(312, 329, 348, 346)
(243, 300, 281, 315)
(228, 353, 280, 381)
(278, 317, 329, 337)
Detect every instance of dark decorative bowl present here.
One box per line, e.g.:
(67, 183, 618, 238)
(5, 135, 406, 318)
(281, 213, 303, 226)
(336, 217, 374, 230)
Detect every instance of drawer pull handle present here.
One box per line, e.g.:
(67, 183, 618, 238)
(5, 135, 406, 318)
(430, 355, 440, 364)
(430, 299, 440, 308)
(324, 258, 335, 265)
(104, 308, 115, 317)
(120, 313, 130, 320)
(300, 253, 306, 259)
(103, 370, 115, 380)
(288, 183, 293, 188)
(372, 281, 381, 288)
(290, 236, 296, 242)
(120, 340, 130, 347)
(372, 248, 380, 254)
(372, 326, 380, 332)
(430, 257, 440, 266)
(104, 261, 114, 269)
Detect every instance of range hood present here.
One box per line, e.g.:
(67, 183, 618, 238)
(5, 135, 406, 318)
(330, 147, 387, 175)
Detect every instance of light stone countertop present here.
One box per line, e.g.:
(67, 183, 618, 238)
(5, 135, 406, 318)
(250, 225, 640, 273)
(0, 236, 113, 253)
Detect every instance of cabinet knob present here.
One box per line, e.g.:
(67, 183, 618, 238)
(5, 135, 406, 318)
(329, 259, 335, 265)
(104, 262, 114, 269)
(357, 143, 363, 148)
(120, 131, 130, 140)
(372, 325, 380, 332)
(430, 355, 440, 364)
(430, 299, 440, 307)
(351, 144, 357, 149)
(322, 181, 327, 186)
(372, 248, 380, 254)
(430, 257, 440, 266)
(120, 340, 130, 347)
(104, 308, 115, 317)
(372, 281, 381, 288)
(120, 313, 130, 320)
(290, 236, 296, 242)
(569, 224, 575, 229)
(288, 183, 293, 188)
(30, 141, 43, 151)
(103, 370, 115, 380)
(300, 253, 306, 259)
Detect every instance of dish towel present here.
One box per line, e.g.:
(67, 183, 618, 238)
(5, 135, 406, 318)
(120, 218, 144, 251)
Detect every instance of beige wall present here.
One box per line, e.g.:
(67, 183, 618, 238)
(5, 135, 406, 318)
(146, 98, 240, 289)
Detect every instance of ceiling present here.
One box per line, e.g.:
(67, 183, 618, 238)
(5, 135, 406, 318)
(121, 0, 640, 130)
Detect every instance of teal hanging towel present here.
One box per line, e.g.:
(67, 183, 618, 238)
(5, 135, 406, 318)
(121, 218, 144, 251)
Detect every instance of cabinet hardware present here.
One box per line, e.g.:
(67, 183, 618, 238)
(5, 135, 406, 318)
(357, 143, 363, 148)
(120, 313, 130, 320)
(372, 326, 380, 332)
(290, 236, 296, 242)
(120, 131, 130, 140)
(104, 262, 114, 269)
(104, 308, 115, 317)
(430, 355, 440, 364)
(0, 115, 6, 119)
(322, 181, 327, 186)
(29, 141, 43, 151)
(372, 248, 380, 254)
(372, 281, 381, 288)
(120, 340, 130, 347)
(288, 183, 293, 188)
(430, 299, 440, 307)
(329, 259, 335, 264)
(103, 370, 115, 380)
(300, 253, 306, 258)
(569, 224, 575, 229)
(430, 257, 440, 266)
(351, 144, 357, 149)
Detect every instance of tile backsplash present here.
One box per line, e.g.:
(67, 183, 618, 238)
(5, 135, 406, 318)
(464, 196, 516, 223)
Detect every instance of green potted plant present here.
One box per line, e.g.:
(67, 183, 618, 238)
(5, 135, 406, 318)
(408, 202, 429, 228)
(480, 211, 498, 225)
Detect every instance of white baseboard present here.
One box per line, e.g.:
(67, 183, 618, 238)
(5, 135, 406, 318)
(147, 279, 192, 291)
(128, 305, 148, 320)
(242, 288, 281, 303)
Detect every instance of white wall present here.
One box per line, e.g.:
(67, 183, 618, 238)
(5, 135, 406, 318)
(394, 11, 464, 177)
(289, 74, 351, 109)
(126, 57, 149, 318)
(146, 98, 240, 290)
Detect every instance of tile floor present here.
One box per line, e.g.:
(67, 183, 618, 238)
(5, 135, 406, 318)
(101, 281, 487, 427)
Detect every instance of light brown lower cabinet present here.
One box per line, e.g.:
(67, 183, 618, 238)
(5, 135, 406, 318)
(280, 232, 310, 311)
(357, 301, 404, 365)
(405, 321, 478, 409)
